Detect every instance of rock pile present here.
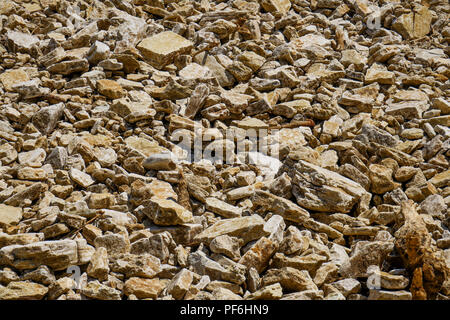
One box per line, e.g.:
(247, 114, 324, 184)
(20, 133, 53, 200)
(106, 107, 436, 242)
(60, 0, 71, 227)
(0, 0, 449, 300)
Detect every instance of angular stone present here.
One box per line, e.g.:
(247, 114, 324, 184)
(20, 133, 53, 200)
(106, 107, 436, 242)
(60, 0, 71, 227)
(32, 103, 65, 135)
(0, 233, 44, 249)
(194, 215, 267, 245)
(385, 101, 428, 120)
(252, 190, 309, 223)
(94, 233, 130, 256)
(341, 240, 394, 278)
(142, 153, 176, 171)
(221, 90, 253, 114)
(47, 59, 89, 75)
(429, 170, 450, 188)
(262, 267, 318, 292)
(188, 250, 245, 285)
(81, 281, 121, 300)
(109, 253, 161, 279)
(4, 183, 45, 207)
(124, 277, 166, 299)
(0, 204, 22, 226)
(369, 164, 400, 194)
(166, 268, 193, 299)
(96, 80, 126, 99)
(368, 289, 412, 300)
(368, 268, 409, 290)
(246, 283, 283, 300)
(284, 160, 369, 213)
(69, 168, 95, 188)
(365, 63, 395, 85)
(6, 30, 39, 52)
(145, 198, 193, 226)
(205, 197, 242, 218)
(12, 79, 50, 99)
(0, 239, 94, 271)
(87, 247, 109, 281)
(392, 5, 432, 40)
(259, 0, 291, 14)
(87, 41, 111, 65)
(239, 237, 278, 273)
(0, 69, 29, 92)
(137, 31, 193, 69)
(331, 278, 361, 297)
(209, 235, 241, 261)
(394, 201, 448, 300)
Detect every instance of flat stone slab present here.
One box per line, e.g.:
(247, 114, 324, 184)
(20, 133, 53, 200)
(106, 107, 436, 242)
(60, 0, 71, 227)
(137, 31, 193, 69)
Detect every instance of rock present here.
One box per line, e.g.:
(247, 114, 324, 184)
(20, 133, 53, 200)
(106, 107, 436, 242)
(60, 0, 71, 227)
(212, 287, 242, 300)
(367, 267, 409, 290)
(209, 235, 241, 261)
(142, 153, 176, 171)
(205, 197, 242, 218)
(82, 281, 121, 300)
(0, 69, 29, 92)
(341, 240, 394, 278)
(87, 41, 111, 65)
(0, 239, 94, 271)
(385, 101, 428, 120)
(194, 215, 267, 245)
(166, 268, 193, 299)
(124, 277, 166, 299)
(4, 183, 45, 207)
(184, 84, 209, 119)
(368, 289, 412, 300)
(188, 251, 245, 285)
(252, 190, 309, 223)
(0, 233, 44, 249)
(0, 0, 447, 302)
(392, 5, 432, 40)
(94, 233, 130, 256)
(87, 247, 109, 281)
(282, 160, 370, 213)
(69, 168, 95, 188)
(239, 237, 278, 273)
(96, 80, 126, 99)
(221, 90, 253, 114)
(394, 201, 448, 300)
(365, 63, 395, 85)
(429, 170, 450, 188)
(137, 31, 193, 69)
(6, 30, 39, 53)
(12, 79, 50, 99)
(32, 103, 65, 135)
(110, 253, 161, 279)
(48, 59, 90, 75)
(331, 279, 361, 297)
(145, 198, 193, 226)
(369, 164, 400, 195)
(259, 0, 291, 15)
(0, 281, 48, 300)
(262, 267, 318, 292)
(0, 204, 22, 226)
(419, 195, 446, 218)
(246, 283, 283, 300)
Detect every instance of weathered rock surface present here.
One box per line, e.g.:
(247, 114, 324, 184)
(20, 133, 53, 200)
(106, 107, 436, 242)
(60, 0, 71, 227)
(0, 0, 448, 301)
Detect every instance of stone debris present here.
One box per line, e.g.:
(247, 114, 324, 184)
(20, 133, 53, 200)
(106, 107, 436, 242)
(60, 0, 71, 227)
(0, 0, 448, 301)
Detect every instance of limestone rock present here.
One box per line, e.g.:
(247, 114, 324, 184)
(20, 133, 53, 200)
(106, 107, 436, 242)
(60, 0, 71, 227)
(137, 31, 193, 69)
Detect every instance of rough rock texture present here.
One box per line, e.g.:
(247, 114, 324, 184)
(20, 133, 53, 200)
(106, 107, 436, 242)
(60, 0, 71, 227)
(0, 0, 448, 301)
